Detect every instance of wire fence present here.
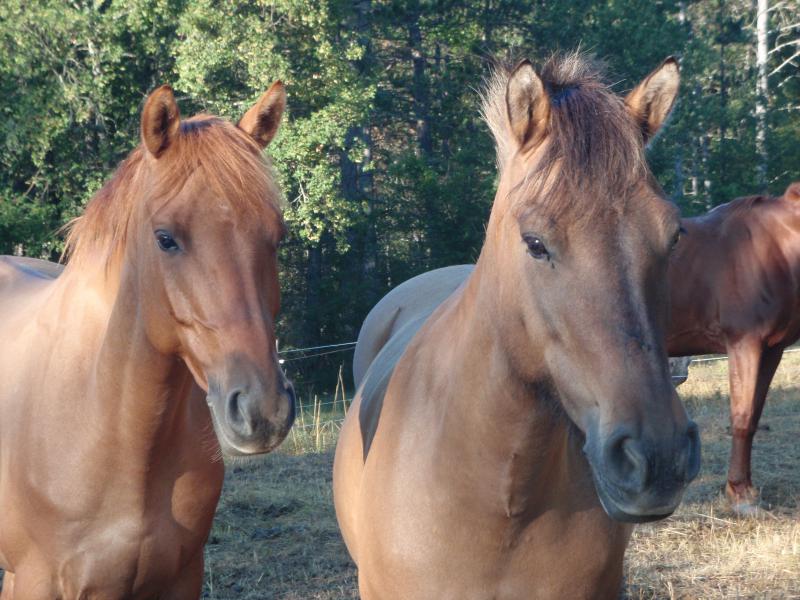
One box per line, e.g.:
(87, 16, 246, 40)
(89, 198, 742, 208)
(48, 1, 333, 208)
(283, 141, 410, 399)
(278, 341, 356, 363)
(671, 347, 800, 379)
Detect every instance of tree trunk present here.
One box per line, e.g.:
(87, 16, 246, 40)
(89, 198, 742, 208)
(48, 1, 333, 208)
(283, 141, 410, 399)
(303, 242, 323, 347)
(673, 149, 684, 203)
(407, 1, 432, 157)
(339, 0, 380, 316)
(755, 0, 769, 188)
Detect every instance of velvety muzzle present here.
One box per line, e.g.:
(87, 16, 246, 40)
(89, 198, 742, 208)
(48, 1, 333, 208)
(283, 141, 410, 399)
(207, 367, 296, 455)
(585, 420, 701, 523)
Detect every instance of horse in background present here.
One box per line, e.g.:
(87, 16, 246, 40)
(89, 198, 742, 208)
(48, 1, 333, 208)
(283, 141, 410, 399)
(0, 83, 294, 599)
(668, 182, 800, 513)
(335, 53, 700, 599)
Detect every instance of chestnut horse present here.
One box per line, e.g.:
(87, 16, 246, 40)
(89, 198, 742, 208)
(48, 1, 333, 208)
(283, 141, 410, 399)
(668, 182, 800, 513)
(0, 83, 294, 599)
(334, 54, 701, 599)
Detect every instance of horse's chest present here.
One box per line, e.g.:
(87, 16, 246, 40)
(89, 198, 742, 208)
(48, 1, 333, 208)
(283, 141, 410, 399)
(53, 515, 200, 598)
(65, 524, 169, 586)
(495, 528, 627, 599)
(0, 461, 220, 598)
(363, 494, 627, 599)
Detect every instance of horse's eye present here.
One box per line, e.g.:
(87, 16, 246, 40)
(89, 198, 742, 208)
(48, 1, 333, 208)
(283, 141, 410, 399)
(670, 226, 685, 252)
(155, 230, 180, 253)
(523, 234, 550, 260)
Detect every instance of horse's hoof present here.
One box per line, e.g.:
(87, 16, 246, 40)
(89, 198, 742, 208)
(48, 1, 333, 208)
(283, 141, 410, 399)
(725, 482, 760, 516)
(730, 500, 761, 516)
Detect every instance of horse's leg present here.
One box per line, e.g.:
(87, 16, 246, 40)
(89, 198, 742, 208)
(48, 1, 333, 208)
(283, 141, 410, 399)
(725, 342, 782, 513)
(162, 552, 204, 600)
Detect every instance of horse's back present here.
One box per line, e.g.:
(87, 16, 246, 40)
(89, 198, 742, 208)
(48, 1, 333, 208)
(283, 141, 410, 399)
(0, 256, 62, 298)
(352, 264, 474, 386)
(670, 193, 800, 353)
(0, 256, 63, 279)
(0, 256, 62, 319)
(668, 196, 800, 355)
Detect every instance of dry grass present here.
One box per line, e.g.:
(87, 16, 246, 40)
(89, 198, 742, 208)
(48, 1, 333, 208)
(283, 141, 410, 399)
(624, 353, 800, 599)
(202, 452, 357, 599)
(201, 381, 353, 599)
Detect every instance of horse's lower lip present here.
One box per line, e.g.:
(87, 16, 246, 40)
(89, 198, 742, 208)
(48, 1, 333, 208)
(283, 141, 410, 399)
(601, 497, 675, 524)
(593, 476, 679, 523)
(215, 424, 287, 456)
(208, 407, 289, 457)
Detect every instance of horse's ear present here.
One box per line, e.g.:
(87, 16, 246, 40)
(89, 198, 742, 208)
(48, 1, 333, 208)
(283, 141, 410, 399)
(141, 85, 181, 158)
(784, 182, 800, 202)
(506, 60, 550, 150)
(238, 81, 286, 149)
(625, 57, 680, 142)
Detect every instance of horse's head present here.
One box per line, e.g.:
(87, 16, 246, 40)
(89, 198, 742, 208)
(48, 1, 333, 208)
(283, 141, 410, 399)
(482, 55, 700, 522)
(129, 84, 294, 455)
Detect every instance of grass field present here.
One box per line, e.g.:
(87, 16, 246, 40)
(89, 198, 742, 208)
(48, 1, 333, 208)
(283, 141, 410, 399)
(202, 353, 800, 600)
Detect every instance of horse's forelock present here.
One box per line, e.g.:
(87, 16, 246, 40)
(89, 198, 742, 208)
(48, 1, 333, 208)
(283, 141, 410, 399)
(481, 52, 648, 220)
(64, 116, 283, 267)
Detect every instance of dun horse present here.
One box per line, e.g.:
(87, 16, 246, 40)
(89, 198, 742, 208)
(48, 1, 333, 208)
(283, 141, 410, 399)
(0, 83, 294, 598)
(668, 182, 800, 513)
(335, 54, 701, 599)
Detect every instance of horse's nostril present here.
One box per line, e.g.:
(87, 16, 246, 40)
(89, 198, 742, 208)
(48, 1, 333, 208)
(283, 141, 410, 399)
(604, 433, 648, 494)
(226, 389, 254, 438)
(684, 421, 702, 482)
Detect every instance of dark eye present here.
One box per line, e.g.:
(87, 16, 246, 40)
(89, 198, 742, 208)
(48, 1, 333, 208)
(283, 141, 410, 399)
(155, 230, 180, 253)
(523, 234, 550, 260)
(670, 226, 685, 252)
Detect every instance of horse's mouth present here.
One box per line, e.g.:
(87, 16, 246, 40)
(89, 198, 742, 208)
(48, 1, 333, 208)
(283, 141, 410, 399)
(594, 484, 677, 523)
(591, 469, 682, 524)
(207, 403, 293, 458)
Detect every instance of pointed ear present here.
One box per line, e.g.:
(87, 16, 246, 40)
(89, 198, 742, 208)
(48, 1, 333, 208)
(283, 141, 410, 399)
(506, 60, 550, 150)
(238, 81, 286, 149)
(625, 57, 680, 142)
(784, 182, 800, 202)
(141, 85, 181, 158)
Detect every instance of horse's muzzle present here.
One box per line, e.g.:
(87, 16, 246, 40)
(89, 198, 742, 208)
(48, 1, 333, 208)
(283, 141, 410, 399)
(207, 375, 296, 456)
(586, 420, 701, 523)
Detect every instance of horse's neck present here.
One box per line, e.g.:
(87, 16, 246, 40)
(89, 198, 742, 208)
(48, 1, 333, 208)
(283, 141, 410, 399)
(419, 260, 587, 509)
(57, 261, 199, 463)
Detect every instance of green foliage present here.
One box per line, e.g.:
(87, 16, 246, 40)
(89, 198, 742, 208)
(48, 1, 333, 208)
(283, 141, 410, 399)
(0, 0, 798, 388)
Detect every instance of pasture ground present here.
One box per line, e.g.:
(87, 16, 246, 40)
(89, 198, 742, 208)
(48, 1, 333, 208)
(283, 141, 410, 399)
(202, 354, 800, 600)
